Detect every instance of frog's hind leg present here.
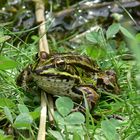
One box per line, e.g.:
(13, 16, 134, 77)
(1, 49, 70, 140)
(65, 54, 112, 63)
(73, 86, 100, 112)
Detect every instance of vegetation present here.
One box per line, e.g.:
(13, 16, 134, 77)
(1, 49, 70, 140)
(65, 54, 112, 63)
(0, 0, 140, 140)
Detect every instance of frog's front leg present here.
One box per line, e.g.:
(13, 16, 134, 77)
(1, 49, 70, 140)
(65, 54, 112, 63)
(73, 85, 100, 111)
(16, 66, 34, 92)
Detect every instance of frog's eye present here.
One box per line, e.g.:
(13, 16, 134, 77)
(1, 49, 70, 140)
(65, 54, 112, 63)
(34, 52, 50, 61)
(39, 51, 50, 60)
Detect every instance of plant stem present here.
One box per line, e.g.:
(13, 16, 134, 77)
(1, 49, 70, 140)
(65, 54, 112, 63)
(37, 91, 47, 140)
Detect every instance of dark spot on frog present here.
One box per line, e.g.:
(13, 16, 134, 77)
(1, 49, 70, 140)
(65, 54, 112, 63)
(46, 78, 51, 81)
(34, 69, 43, 74)
(105, 84, 114, 91)
(43, 64, 55, 70)
(40, 73, 72, 83)
(72, 87, 83, 96)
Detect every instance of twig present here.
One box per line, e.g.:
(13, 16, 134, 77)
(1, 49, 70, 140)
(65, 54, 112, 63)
(54, 1, 140, 18)
(34, 0, 54, 139)
(47, 95, 54, 122)
(34, 0, 50, 56)
(37, 91, 47, 140)
(34, 1, 48, 139)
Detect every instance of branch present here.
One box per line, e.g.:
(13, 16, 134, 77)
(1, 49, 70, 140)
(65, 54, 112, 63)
(54, 1, 140, 18)
(34, 0, 49, 58)
(34, 0, 54, 139)
(37, 91, 47, 140)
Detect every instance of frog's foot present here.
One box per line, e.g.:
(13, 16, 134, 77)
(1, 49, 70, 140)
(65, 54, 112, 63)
(73, 85, 100, 111)
(97, 70, 120, 94)
(16, 66, 34, 92)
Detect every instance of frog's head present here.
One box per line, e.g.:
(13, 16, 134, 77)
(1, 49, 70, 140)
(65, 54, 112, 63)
(97, 70, 120, 94)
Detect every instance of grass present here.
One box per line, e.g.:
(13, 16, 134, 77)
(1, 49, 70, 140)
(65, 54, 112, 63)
(0, 22, 140, 140)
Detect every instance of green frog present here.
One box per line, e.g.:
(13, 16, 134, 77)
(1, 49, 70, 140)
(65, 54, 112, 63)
(17, 53, 119, 110)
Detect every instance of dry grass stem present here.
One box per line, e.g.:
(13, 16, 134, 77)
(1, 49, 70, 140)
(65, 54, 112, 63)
(47, 95, 54, 122)
(37, 91, 47, 140)
(34, 0, 54, 139)
(35, 0, 49, 56)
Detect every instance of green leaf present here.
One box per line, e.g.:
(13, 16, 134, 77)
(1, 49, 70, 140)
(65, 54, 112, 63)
(30, 108, 40, 120)
(54, 111, 65, 124)
(65, 112, 85, 124)
(48, 130, 63, 140)
(120, 26, 135, 40)
(135, 33, 140, 43)
(126, 132, 140, 140)
(109, 118, 120, 127)
(55, 97, 74, 117)
(14, 113, 33, 129)
(0, 56, 18, 70)
(101, 119, 119, 140)
(18, 104, 29, 114)
(3, 107, 13, 124)
(86, 32, 99, 43)
(0, 35, 11, 43)
(106, 23, 120, 39)
(31, 35, 39, 41)
(73, 132, 81, 140)
(0, 98, 15, 108)
(0, 134, 13, 140)
(30, 111, 40, 120)
(86, 46, 106, 59)
(0, 129, 4, 134)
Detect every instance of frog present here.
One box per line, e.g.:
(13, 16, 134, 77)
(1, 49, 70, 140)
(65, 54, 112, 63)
(17, 53, 119, 110)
